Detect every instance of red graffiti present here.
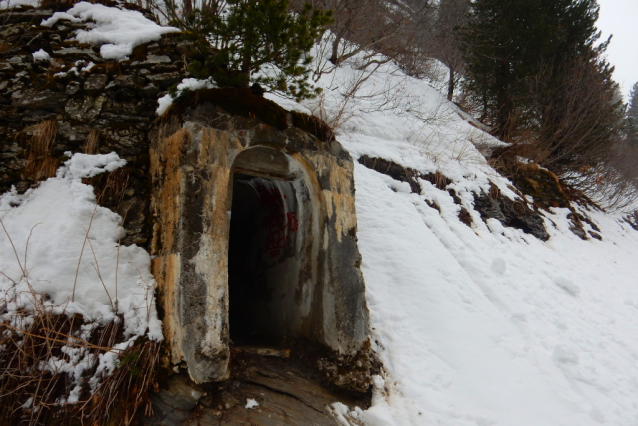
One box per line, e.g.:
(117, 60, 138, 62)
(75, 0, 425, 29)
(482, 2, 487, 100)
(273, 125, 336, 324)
(256, 186, 298, 257)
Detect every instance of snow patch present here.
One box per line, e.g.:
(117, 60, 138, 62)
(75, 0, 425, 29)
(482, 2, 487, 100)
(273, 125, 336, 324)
(41, 2, 180, 61)
(553, 276, 581, 296)
(245, 398, 259, 409)
(156, 78, 216, 116)
(0, 152, 162, 341)
(32, 49, 51, 62)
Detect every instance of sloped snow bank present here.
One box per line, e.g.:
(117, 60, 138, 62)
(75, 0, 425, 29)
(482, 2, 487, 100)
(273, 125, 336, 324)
(0, 152, 162, 341)
(265, 56, 638, 425)
(41, 2, 180, 60)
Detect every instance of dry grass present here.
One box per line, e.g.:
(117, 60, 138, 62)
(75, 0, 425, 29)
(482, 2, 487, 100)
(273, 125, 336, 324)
(0, 301, 160, 426)
(25, 120, 59, 182)
(83, 130, 100, 155)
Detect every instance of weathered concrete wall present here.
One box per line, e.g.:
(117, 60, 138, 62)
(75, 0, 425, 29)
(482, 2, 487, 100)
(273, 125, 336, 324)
(150, 96, 369, 384)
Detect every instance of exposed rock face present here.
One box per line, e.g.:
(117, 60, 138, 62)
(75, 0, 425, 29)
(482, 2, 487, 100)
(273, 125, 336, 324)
(358, 155, 451, 194)
(473, 184, 550, 241)
(150, 90, 370, 386)
(0, 6, 185, 246)
(358, 155, 550, 240)
(511, 163, 571, 210)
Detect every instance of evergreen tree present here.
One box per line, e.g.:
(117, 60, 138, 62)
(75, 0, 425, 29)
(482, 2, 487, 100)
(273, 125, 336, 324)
(166, 0, 333, 100)
(460, 0, 601, 139)
(627, 83, 638, 145)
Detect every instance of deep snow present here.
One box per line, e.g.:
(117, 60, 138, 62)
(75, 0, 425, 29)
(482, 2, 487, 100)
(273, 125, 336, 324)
(0, 153, 162, 341)
(2, 2, 637, 423)
(283, 56, 638, 425)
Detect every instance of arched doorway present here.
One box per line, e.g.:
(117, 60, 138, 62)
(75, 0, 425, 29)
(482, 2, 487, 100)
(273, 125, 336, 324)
(228, 147, 308, 346)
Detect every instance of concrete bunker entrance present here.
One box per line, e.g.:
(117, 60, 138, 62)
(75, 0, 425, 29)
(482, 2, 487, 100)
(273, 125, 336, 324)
(228, 148, 308, 346)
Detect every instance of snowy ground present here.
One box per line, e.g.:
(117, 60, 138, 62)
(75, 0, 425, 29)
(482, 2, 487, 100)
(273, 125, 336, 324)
(0, 154, 162, 401)
(277, 58, 638, 426)
(2, 2, 638, 422)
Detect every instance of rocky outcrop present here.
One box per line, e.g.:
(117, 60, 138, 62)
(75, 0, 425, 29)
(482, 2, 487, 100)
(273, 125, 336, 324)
(358, 155, 550, 240)
(145, 350, 370, 426)
(473, 183, 550, 241)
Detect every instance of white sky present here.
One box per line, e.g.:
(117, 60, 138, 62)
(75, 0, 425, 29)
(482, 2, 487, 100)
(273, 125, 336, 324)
(596, 0, 638, 100)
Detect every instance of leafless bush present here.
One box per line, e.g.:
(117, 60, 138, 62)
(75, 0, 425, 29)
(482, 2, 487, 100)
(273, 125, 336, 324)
(292, 0, 435, 80)
(524, 53, 624, 177)
(0, 166, 159, 425)
(428, 0, 469, 100)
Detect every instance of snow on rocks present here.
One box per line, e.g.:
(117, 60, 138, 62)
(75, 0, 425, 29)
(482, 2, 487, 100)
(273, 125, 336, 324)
(0, 152, 162, 341)
(32, 49, 51, 62)
(41, 2, 180, 60)
(156, 78, 217, 116)
(245, 398, 259, 409)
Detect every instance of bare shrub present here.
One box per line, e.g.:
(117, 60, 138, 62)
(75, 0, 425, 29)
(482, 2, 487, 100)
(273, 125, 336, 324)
(0, 164, 160, 425)
(293, 0, 435, 80)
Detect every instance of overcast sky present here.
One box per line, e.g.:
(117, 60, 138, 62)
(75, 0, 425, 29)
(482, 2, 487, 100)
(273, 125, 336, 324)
(596, 0, 638, 101)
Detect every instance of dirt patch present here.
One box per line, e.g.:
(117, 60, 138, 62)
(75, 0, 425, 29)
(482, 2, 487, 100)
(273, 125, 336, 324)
(146, 342, 373, 426)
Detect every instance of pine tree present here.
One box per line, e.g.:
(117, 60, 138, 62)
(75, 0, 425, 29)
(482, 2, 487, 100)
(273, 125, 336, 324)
(460, 0, 601, 139)
(627, 82, 638, 145)
(166, 0, 333, 100)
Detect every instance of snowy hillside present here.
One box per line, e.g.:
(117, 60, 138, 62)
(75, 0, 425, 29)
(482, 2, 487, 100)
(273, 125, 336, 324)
(271, 60, 638, 425)
(1, 2, 637, 423)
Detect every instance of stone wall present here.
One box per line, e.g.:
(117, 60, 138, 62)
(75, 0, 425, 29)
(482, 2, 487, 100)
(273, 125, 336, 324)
(0, 6, 185, 246)
(0, 6, 372, 390)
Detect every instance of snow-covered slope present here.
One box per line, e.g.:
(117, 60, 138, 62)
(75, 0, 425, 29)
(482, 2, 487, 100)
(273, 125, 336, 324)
(269, 60, 638, 425)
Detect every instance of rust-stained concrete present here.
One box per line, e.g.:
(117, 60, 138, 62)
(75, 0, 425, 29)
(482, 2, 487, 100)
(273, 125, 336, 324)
(150, 100, 369, 385)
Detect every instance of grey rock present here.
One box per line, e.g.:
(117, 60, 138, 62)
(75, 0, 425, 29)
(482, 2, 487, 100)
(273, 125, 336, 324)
(0, 62, 14, 71)
(142, 83, 160, 96)
(54, 48, 100, 62)
(146, 72, 182, 86)
(58, 121, 90, 141)
(0, 26, 21, 38)
(113, 74, 136, 88)
(66, 81, 81, 95)
(474, 188, 550, 241)
(83, 74, 108, 92)
(101, 113, 150, 123)
(65, 95, 106, 122)
(12, 89, 67, 110)
(131, 55, 171, 67)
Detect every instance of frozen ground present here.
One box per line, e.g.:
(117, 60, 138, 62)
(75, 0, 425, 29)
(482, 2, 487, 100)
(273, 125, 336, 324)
(276, 57, 638, 425)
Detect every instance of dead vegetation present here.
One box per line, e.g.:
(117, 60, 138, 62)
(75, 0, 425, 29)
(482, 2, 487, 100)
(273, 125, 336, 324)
(0, 302, 160, 426)
(24, 120, 59, 182)
(83, 130, 100, 155)
(0, 165, 159, 425)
